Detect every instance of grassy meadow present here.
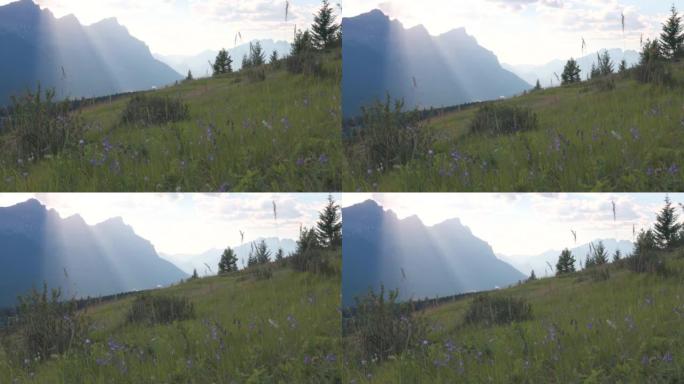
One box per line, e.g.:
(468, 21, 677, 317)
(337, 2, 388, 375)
(344, 61, 684, 192)
(342, 249, 684, 383)
(0, 51, 342, 192)
(0, 252, 342, 383)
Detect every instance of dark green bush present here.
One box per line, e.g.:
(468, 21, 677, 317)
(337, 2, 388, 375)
(120, 94, 190, 126)
(4, 86, 84, 161)
(1, 283, 89, 363)
(635, 61, 674, 85)
(464, 294, 533, 326)
(290, 248, 336, 277)
(286, 51, 325, 77)
(625, 250, 669, 276)
(345, 286, 425, 362)
(245, 67, 266, 83)
(126, 294, 195, 326)
(470, 104, 538, 135)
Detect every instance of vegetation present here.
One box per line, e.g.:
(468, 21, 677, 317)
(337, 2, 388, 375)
(343, 4, 684, 192)
(0, 1, 342, 192)
(463, 295, 533, 326)
(555, 248, 576, 275)
(126, 295, 195, 326)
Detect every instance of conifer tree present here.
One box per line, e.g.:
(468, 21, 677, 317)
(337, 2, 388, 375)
(186, 70, 193, 81)
(598, 51, 614, 76)
(316, 195, 342, 248)
(192, 269, 199, 279)
(275, 247, 284, 261)
(612, 249, 622, 263)
(592, 241, 609, 265)
(654, 196, 682, 249)
(218, 247, 238, 273)
(534, 79, 542, 91)
(241, 54, 251, 70)
(529, 270, 537, 281)
(590, 63, 600, 79)
(249, 42, 266, 66)
(269, 50, 279, 65)
(292, 29, 314, 56)
(556, 248, 576, 275)
(253, 240, 271, 264)
(618, 59, 627, 73)
(561, 58, 582, 85)
(660, 4, 684, 59)
(311, 0, 340, 49)
(212, 48, 233, 76)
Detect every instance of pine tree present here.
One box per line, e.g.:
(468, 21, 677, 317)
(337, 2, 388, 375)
(296, 227, 319, 254)
(618, 59, 627, 73)
(218, 247, 238, 273)
(291, 29, 314, 56)
(186, 70, 193, 81)
(592, 241, 609, 265)
(253, 240, 271, 264)
(529, 270, 537, 281)
(212, 49, 233, 76)
(311, 0, 340, 49)
(534, 79, 542, 91)
(275, 247, 284, 261)
(269, 50, 279, 65)
(561, 58, 582, 85)
(316, 194, 342, 248)
(612, 249, 622, 263)
(598, 51, 614, 76)
(640, 38, 664, 65)
(241, 54, 251, 70)
(247, 251, 257, 267)
(590, 63, 600, 79)
(192, 269, 199, 279)
(660, 4, 684, 59)
(556, 248, 576, 275)
(249, 42, 266, 66)
(654, 196, 682, 249)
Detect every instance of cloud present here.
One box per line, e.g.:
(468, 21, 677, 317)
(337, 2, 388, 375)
(487, 0, 564, 11)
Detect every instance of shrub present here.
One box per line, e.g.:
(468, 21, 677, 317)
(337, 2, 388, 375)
(345, 286, 425, 362)
(588, 265, 611, 282)
(120, 94, 190, 126)
(245, 67, 266, 83)
(625, 250, 669, 276)
(464, 294, 533, 326)
(1, 283, 89, 363)
(252, 265, 274, 281)
(286, 51, 325, 76)
(126, 294, 195, 326)
(470, 104, 538, 136)
(4, 86, 84, 161)
(290, 248, 336, 277)
(348, 95, 433, 172)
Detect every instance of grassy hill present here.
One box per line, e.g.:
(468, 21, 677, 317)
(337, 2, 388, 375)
(344, 61, 684, 192)
(343, 249, 684, 383)
(0, 50, 342, 192)
(0, 252, 341, 383)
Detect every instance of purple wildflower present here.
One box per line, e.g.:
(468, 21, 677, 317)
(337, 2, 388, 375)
(630, 127, 640, 140)
(318, 154, 329, 165)
(662, 352, 673, 363)
(296, 157, 305, 166)
(668, 164, 678, 175)
(303, 355, 312, 365)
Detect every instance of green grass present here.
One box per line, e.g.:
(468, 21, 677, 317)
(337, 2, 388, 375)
(343, 250, 684, 383)
(0, 51, 342, 192)
(0, 254, 342, 383)
(344, 62, 684, 192)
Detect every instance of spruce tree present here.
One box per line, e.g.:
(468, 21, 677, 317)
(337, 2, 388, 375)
(186, 70, 193, 81)
(249, 42, 266, 66)
(269, 50, 279, 65)
(275, 247, 284, 261)
(635, 229, 658, 255)
(592, 241, 609, 265)
(590, 63, 600, 79)
(253, 240, 271, 264)
(612, 249, 622, 263)
(660, 4, 684, 59)
(534, 79, 542, 91)
(213, 49, 233, 76)
(529, 270, 537, 281)
(598, 51, 614, 76)
(296, 227, 319, 254)
(311, 0, 340, 49)
(556, 248, 576, 275)
(218, 247, 238, 273)
(654, 196, 682, 249)
(618, 59, 627, 73)
(192, 269, 199, 279)
(291, 29, 313, 56)
(316, 195, 342, 248)
(561, 58, 582, 85)
(241, 54, 251, 70)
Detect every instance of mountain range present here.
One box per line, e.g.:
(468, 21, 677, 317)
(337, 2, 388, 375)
(342, 200, 525, 307)
(0, 199, 187, 308)
(0, 0, 182, 104)
(497, 239, 634, 277)
(161, 237, 297, 276)
(342, 9, 531, 117)
(503, 48, 640, 87)
(154, 39, 291, 78)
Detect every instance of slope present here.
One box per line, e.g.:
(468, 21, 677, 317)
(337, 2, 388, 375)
(343, 248, 684, 383)
(0, 252, 342, 383)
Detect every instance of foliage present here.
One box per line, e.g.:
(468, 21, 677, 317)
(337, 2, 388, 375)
(248, 42, 266, 67)
(3, 85, 84, 161)
(311, 0, 341, 49)
(635, 39, 673, 85)
(470, 104, 539, 136)
(120, 94, 190, 126)
(212, 49, 233, 76)
(1, 283, 89, 364)
(659, 5, 684, 59)
(586, 241, 609, 267)
(126, 294, 195, 326)
(218, 247, 238, 273)
(345, 286, 426, 362)
(253, 240, 272, 265)
(561, 58, 581, 85)
(286, 50, 325, 76)
(654, 196, 682, 249)
(463, 294, 533, 326)
(316, 194, 342, 248)
(556, 248, 576, 275)
(597, 51, 615, 76)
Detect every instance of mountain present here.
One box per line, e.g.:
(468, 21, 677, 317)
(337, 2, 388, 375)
(161, 237, 297, 276)
(342, 9, 531, 117)
(154, 39, 292, 78)
(0, 0, 182, 104)
(497, 239, 634, 277)
(0, 199, 187, 308)
(342, 200, 525, 306)
(502, 48, 640, 86)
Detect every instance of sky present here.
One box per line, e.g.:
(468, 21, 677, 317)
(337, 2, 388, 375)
(0, 0, 336, 55)
(343, 193, 684, 258)
(343, 0, 682, 65)
(0, 193, 338, 255)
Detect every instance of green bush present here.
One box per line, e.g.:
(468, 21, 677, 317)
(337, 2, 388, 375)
(464, 294, 533, 326)
(625, 250, 669, 276)
(1, 283, 89, 363)
(126, 294, 195, 326)
(470, 104, 539, 135)
(345, 286, 425, 362)
(245, 67, 266, 83)
(286, 51, 325, 77)
(290, 248, 336, 277)
(120, 94, 190, 126)
(4, 86, 84, 161)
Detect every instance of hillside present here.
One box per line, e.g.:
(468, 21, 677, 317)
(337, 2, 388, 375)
(0, 252, 342, 383)
(0, 0, 181, 104)
(342, 9, 530, 118)
(343, 248, 684, 383)
(0, 49, 342, 192)
(344, 60, 684, 192)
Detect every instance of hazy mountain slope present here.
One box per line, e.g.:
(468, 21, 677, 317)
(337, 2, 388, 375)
(342, 200, 525, 306)
(0, 0, 182, 104)
(502, 48, 640, 86)
(154, 39, 291, 78)
(342, 9, 531, 117)
(0, 199, 187, 308)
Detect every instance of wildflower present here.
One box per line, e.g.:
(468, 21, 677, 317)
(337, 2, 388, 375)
(428, 149, 434, 157)
(286, 314, 297, 329)
(218, 182, 230, 192)
(451, 151, 462, 161)
(303, 355, 312, 365)
(662, 352, 673, 363)
(421, 339, 429, 346)
(325, 354, 337, 362)
(281, 117, 290, 130)
(318, 154, 329, 165)
(108, 338, 124, 352)
(641, 355, 650, 366)
(78, 139, 85, 146)
(552, 135, 561, 152)
(668, 164, 678, 175)
(296, 157, 305, 167)
(646, 167, 655, 177)
(630, 127, 640, 140)
(586, 322, 593, 330)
